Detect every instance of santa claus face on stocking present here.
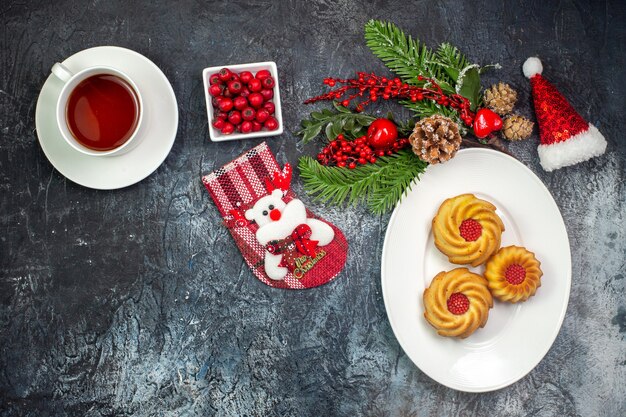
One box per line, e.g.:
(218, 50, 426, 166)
(244, 189, 335, 280)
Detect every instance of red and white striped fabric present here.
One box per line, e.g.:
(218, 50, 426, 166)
(202, 142, 348, 289)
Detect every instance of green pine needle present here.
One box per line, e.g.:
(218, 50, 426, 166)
(435, 42, 470, 82)
(298, 150, 428, 214)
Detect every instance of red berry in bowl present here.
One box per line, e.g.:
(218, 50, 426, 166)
(233, 96, 248, 110)
(218, 68, 232, 82)
(255, 69, 271, 80)
(260, 88, 274, 101)
(221, 122, 235, 134)
(218, 97, 233, 112)
(248, 92, 264, 108)
(264, 116, 279, 131)
(214, 110, 228, 120)
(242, 107, 256, 121)
(239, 86, 250, 98)
(255, 108, 270, 123)
(262, 76, 275, 89)
(240, 121, 253, 133)
(228, 110, 242, 125)
(209, 73, 221, 85)
(209, 84, 223, 97)
(252, 121, 263, 132)
(211, 96, 222, 107)
(230, 72, 240, 82)
(239, 71, 253, 84)
(248, 78, 262, 92)
(212, 118, 225, 129)
(227, 80, 242, 95)
(263, 102, 275, 114)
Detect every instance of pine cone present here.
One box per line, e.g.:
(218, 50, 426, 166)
(502, 115, 534, 141)
(409, 115, 462, 164)
(484, 83, 518, 116)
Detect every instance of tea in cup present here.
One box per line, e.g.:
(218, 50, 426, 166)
(51, 63, 143, 156)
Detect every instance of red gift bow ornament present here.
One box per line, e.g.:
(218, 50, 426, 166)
(291, 224, 319, 257)
(264, 224, 319, 258)
(269, 224, 320, 272)
(276, 223, 318, 272)
(473, 108, 503, 139)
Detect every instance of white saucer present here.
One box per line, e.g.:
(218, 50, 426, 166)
(381, 149, 571, 392)
(35, 46, 178, 190)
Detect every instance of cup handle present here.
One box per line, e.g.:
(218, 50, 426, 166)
(51, 63, 73, 83)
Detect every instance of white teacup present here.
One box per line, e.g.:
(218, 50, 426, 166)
(51, 63, 144, 157)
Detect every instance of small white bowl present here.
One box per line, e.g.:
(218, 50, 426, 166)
(203, 61, 283, 142)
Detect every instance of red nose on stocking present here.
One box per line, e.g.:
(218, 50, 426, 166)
(270, 209, 281, 221)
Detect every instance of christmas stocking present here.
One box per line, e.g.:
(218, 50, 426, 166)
(202, 142, 348, 289)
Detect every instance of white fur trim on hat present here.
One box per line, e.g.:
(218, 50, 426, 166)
(523, 57, 543, 78)
(537, 124, 607, 171)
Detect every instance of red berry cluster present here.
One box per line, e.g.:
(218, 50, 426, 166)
(209, 67, 279, 135)
(317, 134, 409, 169)
(305, 72, 475, 126)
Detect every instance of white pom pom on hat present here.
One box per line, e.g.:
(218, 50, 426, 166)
(523, 57, 543, 78)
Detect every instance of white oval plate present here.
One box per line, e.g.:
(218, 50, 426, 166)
(381, 148, 571, 392)
(35, 46, 178, 190)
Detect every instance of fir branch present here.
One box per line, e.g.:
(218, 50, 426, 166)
(435, 43, 470, 82)
(296, 103, 375, 143)
(298, 150, 428, 214)
(365, 20, 461, 95)
(365, 20, 500, 112)
(365, 20, 442, 86)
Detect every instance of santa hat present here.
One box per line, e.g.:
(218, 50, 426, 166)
(523, 57, 607, 172)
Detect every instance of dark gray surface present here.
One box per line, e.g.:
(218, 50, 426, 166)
(1, 0, 625, 416)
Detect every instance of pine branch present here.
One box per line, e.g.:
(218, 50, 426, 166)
(298, 150, 428, 214)
(365, 20, 499, 110)
(435, 43, 470, 82)
(296, 103, 375, 143)
(365, 20, 445, 86)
